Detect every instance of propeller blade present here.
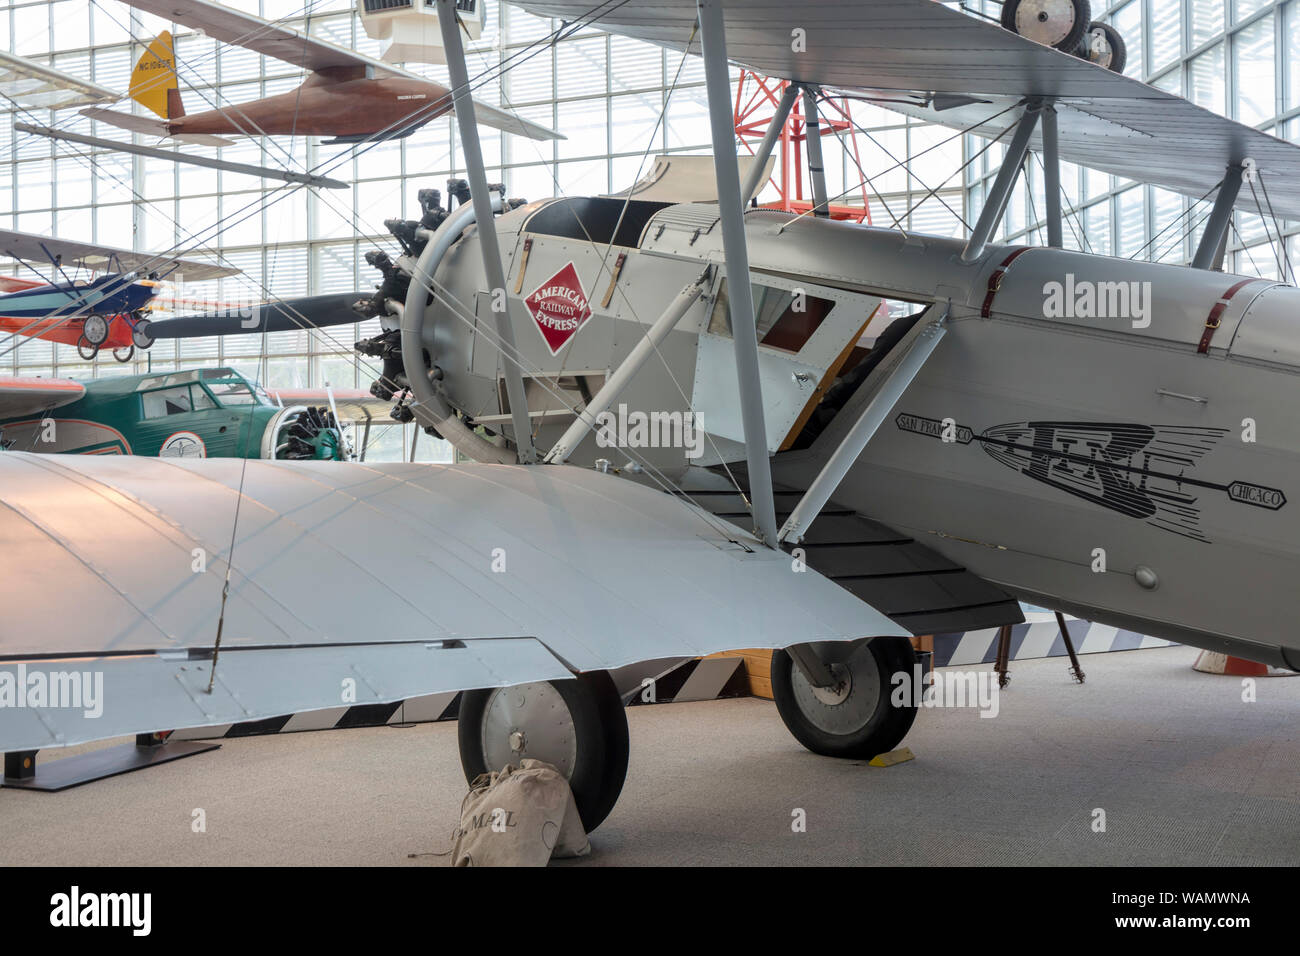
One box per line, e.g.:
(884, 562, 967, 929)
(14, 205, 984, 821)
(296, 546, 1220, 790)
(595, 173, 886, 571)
(144, 292, 367, 339)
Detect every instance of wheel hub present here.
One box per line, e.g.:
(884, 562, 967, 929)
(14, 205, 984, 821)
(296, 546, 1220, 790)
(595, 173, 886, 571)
(809, 662, 853, 705)
(790, 644, 882, 736)
(481, 682, 578, 778)
(1014, 0, 1079, 47)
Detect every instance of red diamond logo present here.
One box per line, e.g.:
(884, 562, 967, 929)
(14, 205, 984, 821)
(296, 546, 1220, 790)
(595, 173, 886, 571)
(523, 261, 592, 355)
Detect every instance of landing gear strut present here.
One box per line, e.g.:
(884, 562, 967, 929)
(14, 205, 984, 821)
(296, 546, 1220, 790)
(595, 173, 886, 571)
(457, 671, 629, 833)
(771, 637, 919, 759)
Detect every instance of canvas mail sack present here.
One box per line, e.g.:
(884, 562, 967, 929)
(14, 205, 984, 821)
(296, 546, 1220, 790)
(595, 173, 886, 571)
(451, 759, 591, 866)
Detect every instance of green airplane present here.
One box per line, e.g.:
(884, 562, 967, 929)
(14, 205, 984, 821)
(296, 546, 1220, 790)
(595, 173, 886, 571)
(0, 366, 386, 459)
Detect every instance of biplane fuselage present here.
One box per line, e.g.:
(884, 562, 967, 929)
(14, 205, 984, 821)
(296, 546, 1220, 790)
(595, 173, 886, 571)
(410, 197, 1300, 670)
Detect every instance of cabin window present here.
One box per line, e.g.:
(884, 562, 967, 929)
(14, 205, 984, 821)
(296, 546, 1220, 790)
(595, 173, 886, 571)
(141, 386, 194, 419)
(707, 278, 835, 353)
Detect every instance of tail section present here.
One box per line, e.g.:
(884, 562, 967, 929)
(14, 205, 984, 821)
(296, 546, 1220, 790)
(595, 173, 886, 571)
(129, 31, 183, 120)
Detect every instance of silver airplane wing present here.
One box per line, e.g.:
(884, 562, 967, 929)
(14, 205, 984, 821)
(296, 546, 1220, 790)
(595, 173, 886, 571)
(0, 49, 117, 110)
(0, 453, 905, 751)
(507, 0, 1300, 219)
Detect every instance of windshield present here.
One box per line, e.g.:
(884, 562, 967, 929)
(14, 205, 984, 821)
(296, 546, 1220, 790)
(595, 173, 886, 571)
(205, 379, 260, 406)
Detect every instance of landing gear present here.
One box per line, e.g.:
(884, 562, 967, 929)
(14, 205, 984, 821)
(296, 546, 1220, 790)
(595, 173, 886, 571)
(771, 638, 919, 759)
(81, 314, 110, 347)
(130, 314, 154, 350)
(457, 671, 629, 833)
(112, 346, 135, 363)
(1001, 0, 1091, 53)
(76, 335, 98, 361)
(1076, 20, 1126, 73)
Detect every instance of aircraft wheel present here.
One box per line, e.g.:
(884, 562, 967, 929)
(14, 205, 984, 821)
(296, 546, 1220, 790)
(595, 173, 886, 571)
(112, 345, 135, 363)
(1001, 0, 1091, 52)
(771, 638, 919, 759)
(131, 317, 154, 350)
(1076, 21, 1126, 73)
(457, 671, 629, 833)
(82, 314, 110, 346)
(76, 335, 99, 361)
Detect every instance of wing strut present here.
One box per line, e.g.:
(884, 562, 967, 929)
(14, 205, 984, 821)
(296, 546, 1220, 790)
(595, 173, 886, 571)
(697, 0, 779, 547)
(740, 84, 799, 206)
(1041, 103, 1063, 248)
(779, 309, 949, 546)
(1192, 163, 1247, 271)
(960, 99, 1042, 263)
(801, 86, 831, 219)
(544, 270, 710, 465)
(436, 0, 536, 464)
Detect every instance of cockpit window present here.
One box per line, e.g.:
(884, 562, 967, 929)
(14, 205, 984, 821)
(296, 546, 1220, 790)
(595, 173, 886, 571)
(141, 386, 194, 419)
(707, 278, 835, 354)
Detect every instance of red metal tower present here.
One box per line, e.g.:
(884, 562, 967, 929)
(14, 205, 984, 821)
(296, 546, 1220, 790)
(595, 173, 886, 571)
(733, 72, 872, 223)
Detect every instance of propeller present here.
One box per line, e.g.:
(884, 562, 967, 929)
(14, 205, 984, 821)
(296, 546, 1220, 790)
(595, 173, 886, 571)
(139, 291, 368, 340)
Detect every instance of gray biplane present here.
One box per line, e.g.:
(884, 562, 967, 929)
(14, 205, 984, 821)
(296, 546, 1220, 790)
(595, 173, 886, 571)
(3, 0, 1298, 831)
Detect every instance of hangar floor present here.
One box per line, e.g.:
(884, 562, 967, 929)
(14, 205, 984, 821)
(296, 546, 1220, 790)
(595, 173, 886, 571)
(2, 645, 1297, 866)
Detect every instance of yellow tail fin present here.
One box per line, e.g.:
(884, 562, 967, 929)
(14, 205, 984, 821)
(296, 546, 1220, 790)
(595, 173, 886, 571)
(129, 31, 183, 120)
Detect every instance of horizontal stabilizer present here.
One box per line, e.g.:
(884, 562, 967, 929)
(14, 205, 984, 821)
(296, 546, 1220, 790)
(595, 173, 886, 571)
(80, 107, 234, 147)
(469, 99, 565, 141)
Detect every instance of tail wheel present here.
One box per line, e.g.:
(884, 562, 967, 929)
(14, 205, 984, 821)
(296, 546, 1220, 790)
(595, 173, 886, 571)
(272, 405, 342, 460)
(1001, 0, 1091, 53)
(771, 638, 919, 759)
(112, 345, 135, 363)
(82, 314, 110, 346)
(457, 671, 629, 833)
(76, 335, 98, 361)
(1076, 21, 1126, 73)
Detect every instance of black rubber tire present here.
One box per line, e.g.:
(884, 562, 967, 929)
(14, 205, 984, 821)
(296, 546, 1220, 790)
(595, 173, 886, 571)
(76, 335, 98, 361)
(1076, 21, 1126, 73)
(771, 638, 919, 759)
(457, 671, 628, 833)
(112, 345, 135, 363)
(1001, 0, 1091, 53)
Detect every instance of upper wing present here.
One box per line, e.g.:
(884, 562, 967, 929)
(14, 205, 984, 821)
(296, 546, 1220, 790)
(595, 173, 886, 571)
(0, 49, 117, 109)
(0, 376, 85, 419)
(508, 0, 1300, 219)
(0, 228, 238, 281)
(0, 455, 904, 751)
